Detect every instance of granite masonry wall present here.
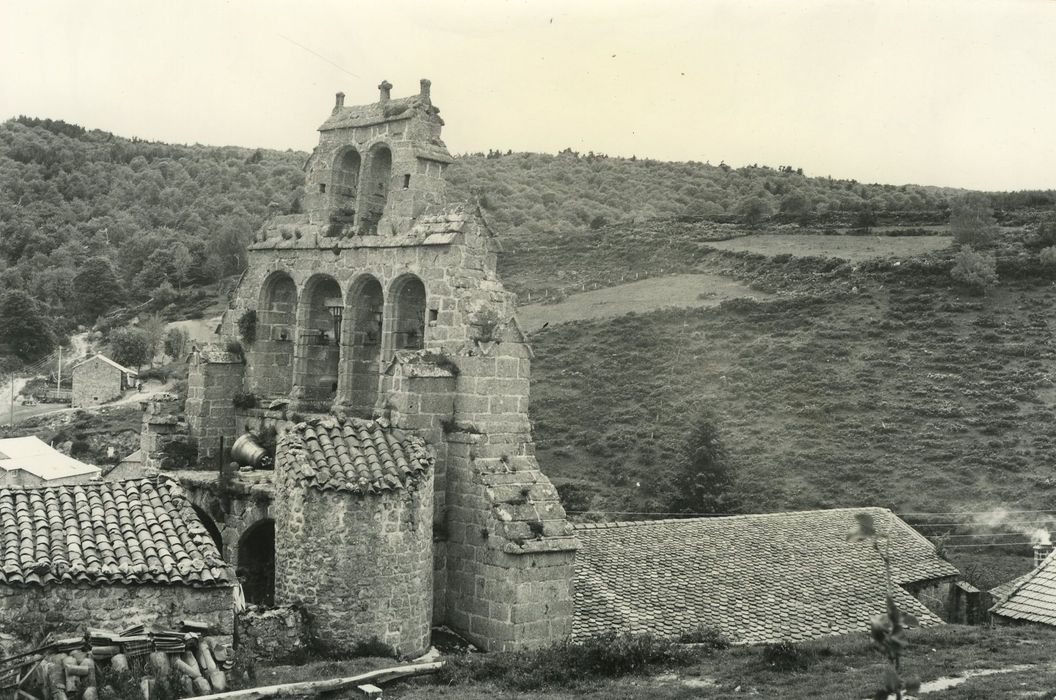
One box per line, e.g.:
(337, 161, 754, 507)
(235, 604, 309, 663)
(186, 353, 244, 464)
(273, 475, 434, 658)
(0, 583, 233, 642)
(72, 357, 125, 408)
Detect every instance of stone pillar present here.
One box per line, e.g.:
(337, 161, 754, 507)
(186, 347, 245, 465)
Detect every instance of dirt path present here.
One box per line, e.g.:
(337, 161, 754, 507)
(704, 234, 951, 262)
(516, 273, 767, 332)
(2, 380, 175, 427)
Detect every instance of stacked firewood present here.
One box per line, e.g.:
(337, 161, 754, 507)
(3, 624, 233, 700)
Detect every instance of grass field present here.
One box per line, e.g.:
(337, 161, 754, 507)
(703, 233, 952, 262)
(384, 625, 1056, 699)
(517, 273, 767, 332)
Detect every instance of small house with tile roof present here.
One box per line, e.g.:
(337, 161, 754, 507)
(573, 508, 958, 644)
(989, 548, 1056, 626)
(184, 81, 577, 653)
(0, 477, 234, 642)
(71, 354, 137, 408)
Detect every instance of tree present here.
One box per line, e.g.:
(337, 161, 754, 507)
(108, 327, 152, 370)
(949, 193, 998, 248)
(737, 194, 773, 228)
(950, 246, 998, 295)
(667, 411, 737, 515)
(71, 257, 125, 323)
(139, 313, 167, 366)
(0, 290, 55, 362)
(164, 326, 190, 359)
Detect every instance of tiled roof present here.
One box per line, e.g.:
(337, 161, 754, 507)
(72, 354, 137, 376)
(277, 415, 432, 495)
(990, 551, 1056, 624)
(318, 95, 441, 131)
(573, 508, 957, 644)
(0, 477, 231, 588)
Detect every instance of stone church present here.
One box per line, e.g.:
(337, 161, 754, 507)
(184, 80, 578, 655)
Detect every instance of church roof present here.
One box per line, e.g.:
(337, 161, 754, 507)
(277, 415, 432, 495)
(0, 477, 230, 588)
(318, 95, 438, 131)
(572, 508, 957, 644)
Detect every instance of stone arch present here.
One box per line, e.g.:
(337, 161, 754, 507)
(388, 274, 427, 353)
(294, 274, 343, 407)
(330, 147, 361, 221)
(191, 504, 224, 554)
(237, 518, 275, 606)
(343, 274, 385, 415)
(358, 143, 393, 234)
(256, 270, 298, 396)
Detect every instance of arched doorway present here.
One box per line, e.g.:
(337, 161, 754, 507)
(331, 148, 361, 223)
(257, 271, 297, 397)
(358, 145, 392, 234)
(237, 519, 275, 606)
(346, 275, 384, 415)
(191, 505, 224, 555)
(389, 275, 427, 351)
(295, 275, 343, 406)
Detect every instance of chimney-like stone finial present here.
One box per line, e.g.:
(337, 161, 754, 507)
(378, 80, 393, 102)
(419, 78, 431, 101)
(333, 92, 345, 115)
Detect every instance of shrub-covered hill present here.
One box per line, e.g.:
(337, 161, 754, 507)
(527, 226, 1056, 521)
(0, 117, 306, 342)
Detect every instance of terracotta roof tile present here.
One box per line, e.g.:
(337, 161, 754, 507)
(278, 415, 432, 495)
(990, 551, 1056, 624)
(572, 508, 956, 644)
(0, 477, 231, 588)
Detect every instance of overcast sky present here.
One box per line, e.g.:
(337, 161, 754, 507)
(2, 0, 1054, 191)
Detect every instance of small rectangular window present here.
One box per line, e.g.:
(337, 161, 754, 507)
(319, 184, 326, 193)
(403, 174, 411, 189)
(428, 308, 439, 323)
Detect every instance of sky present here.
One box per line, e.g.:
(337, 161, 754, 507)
(1, 0, 1054, 191)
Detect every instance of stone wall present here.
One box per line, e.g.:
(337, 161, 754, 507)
(0, 583, 233, 643)
(187, 355, 245, 464)
(72, 358, 124, 408)
(235, 604, 309, 663)
(141, 401, 190, 470)
(273, 475, 434, 658)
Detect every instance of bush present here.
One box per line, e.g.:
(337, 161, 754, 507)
(949, 193, 998, 248)
(160, 438, 198, 469)
(1039, 246, 1056, 268)
(438, 632, 693, 691)
(237, 310, 257, 345)
(950, 246, 998, 295)
(164, 326, 190, 359)
(760, 641, 823, 671)
(232, 391, 257, 410)
(677, 625, 731, 650)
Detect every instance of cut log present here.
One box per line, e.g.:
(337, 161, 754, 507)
(149, 652, 171, 677)
(194, 676, 213, 695)
(110, 655, 129, 673)
(208, 670, 227, 692)
(191, 661, 443, 700)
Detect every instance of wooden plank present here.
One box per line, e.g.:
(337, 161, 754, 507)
(189, 661, 443, 700)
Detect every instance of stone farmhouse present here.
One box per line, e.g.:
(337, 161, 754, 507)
(0, 436, 100, 486)
(0, 477, 233, 641)
(71, 354, 137, 408)
(181, 80, 577, 655)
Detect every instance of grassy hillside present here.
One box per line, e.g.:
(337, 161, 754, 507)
(522, 223, 1056, 525)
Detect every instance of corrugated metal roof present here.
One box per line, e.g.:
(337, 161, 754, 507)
(0, 436, 101, 482)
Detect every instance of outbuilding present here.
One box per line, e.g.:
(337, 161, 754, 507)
(71, 354, 137, 408)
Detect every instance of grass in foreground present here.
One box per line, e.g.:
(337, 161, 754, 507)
(382, 625, 1056, 699)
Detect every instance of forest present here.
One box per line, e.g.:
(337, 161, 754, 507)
(1, 116, 1055, 368)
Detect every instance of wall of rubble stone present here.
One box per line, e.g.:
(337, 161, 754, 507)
(0, 584, 233, 642)
(234, 604, 308, 663)
(187, 359, 244, 464)
(273, 476, 433, 658)
(72, 359, 124, 408)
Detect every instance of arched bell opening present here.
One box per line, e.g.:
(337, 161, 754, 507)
(294, 274, 343, 407)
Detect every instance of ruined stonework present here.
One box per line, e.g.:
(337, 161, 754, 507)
(185, 81, 577, 652)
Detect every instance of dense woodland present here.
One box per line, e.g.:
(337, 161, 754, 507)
(1, 115, 1055, 368)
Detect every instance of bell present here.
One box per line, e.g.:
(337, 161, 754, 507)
(231, 433, 272, 469)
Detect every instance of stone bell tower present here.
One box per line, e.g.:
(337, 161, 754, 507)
(301, 79, 452, 236)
